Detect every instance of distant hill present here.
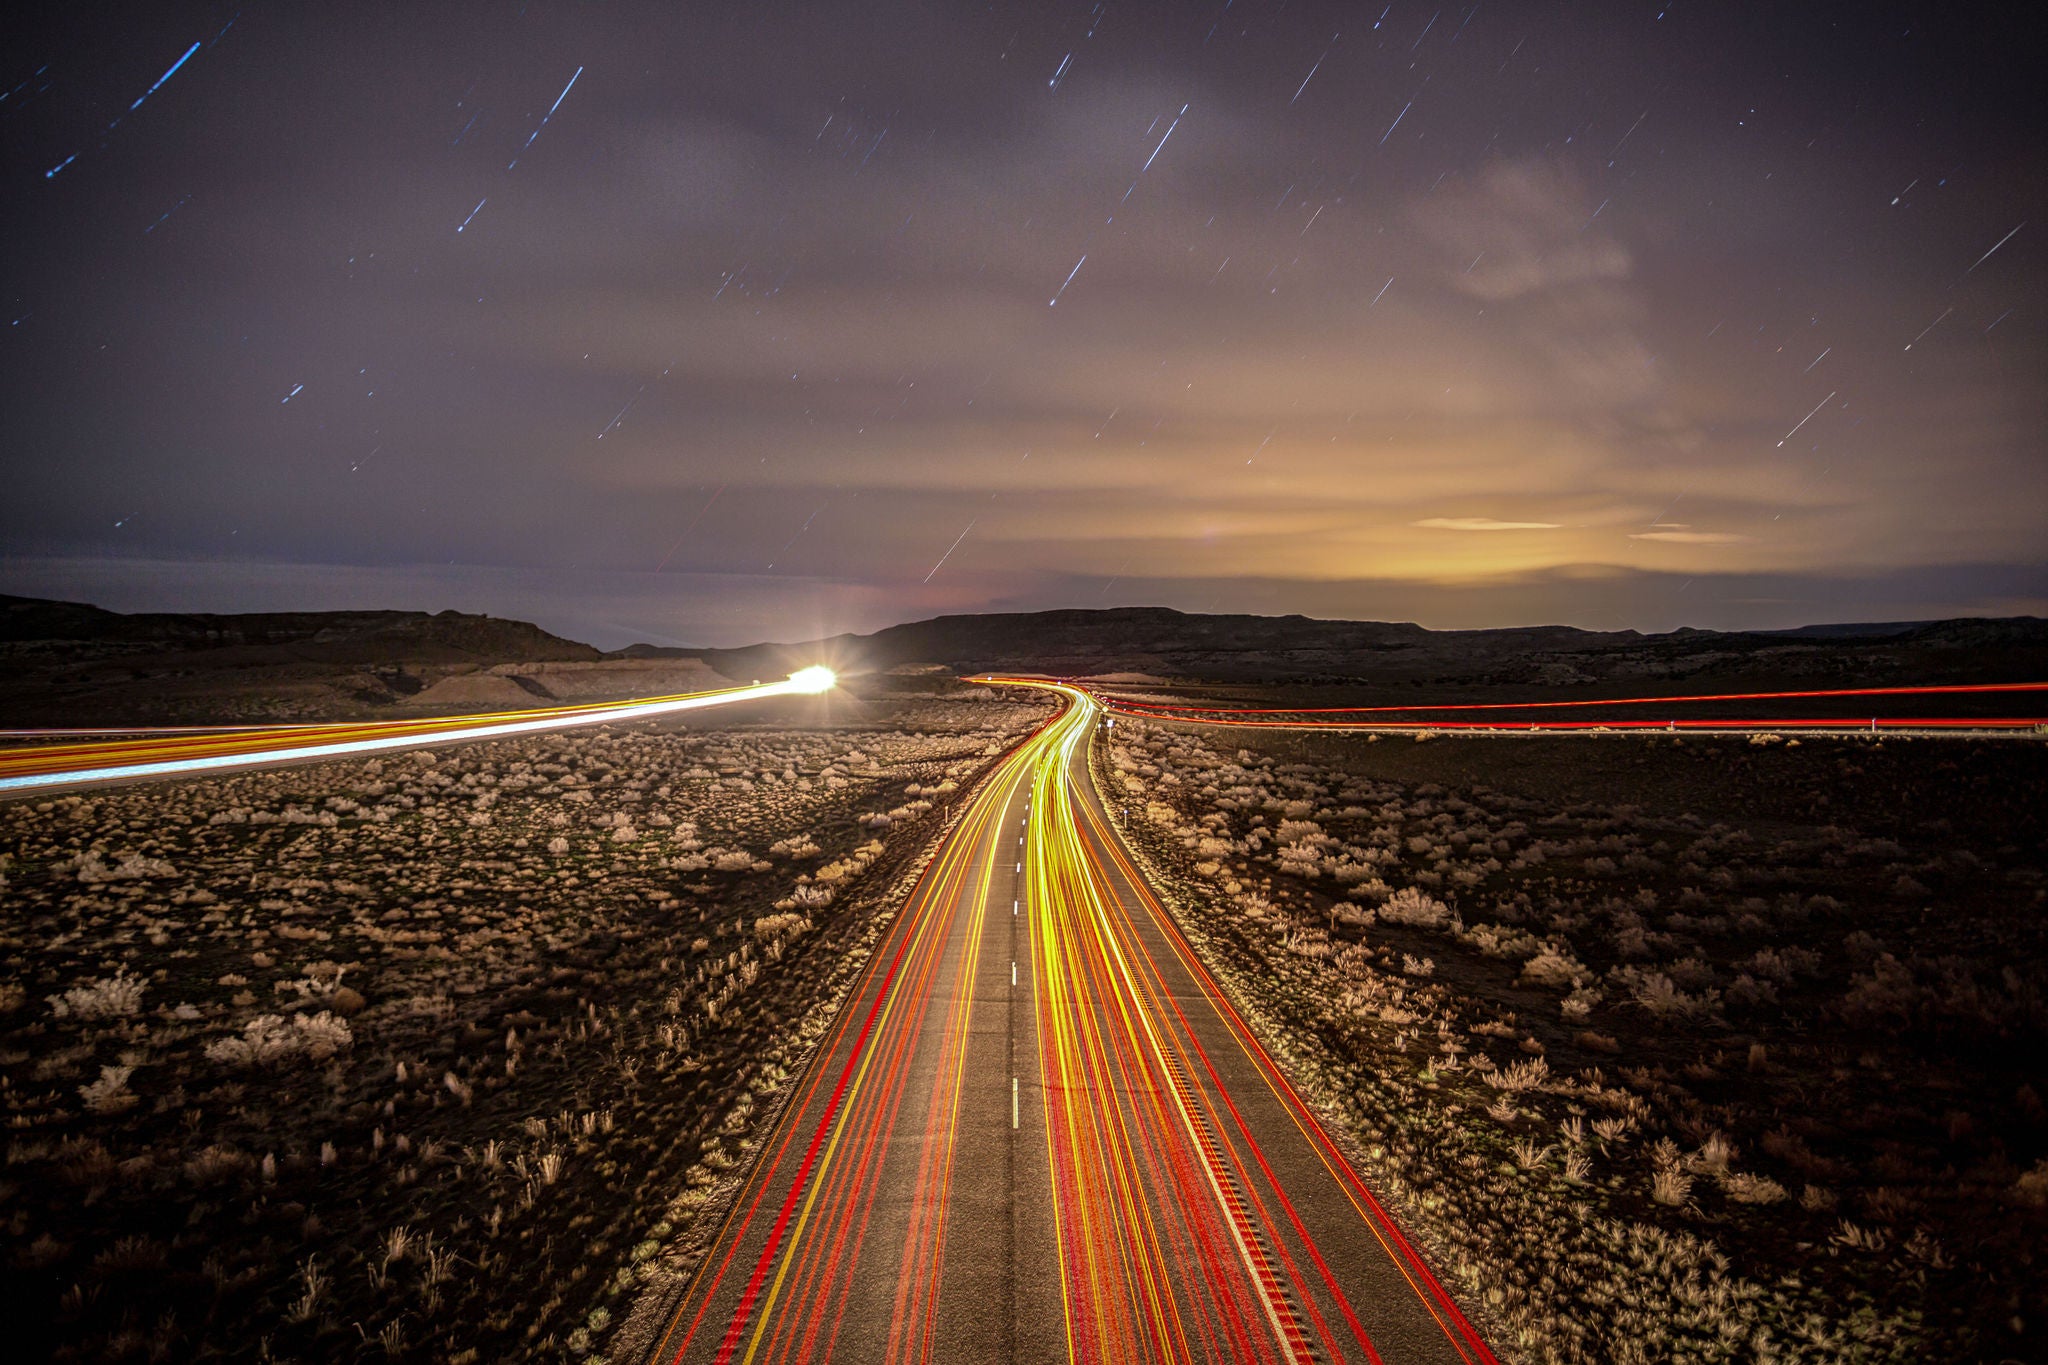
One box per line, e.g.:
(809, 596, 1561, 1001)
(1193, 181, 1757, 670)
(0, 594, 600, 666)
(5, 593, 2043, 725)
(654, 606, 2048, 692)
(0, 594, 604, 726)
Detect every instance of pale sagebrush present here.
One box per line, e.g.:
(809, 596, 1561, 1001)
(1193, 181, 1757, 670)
(48, 970, 146, 1020)
(77, 1064, 138, 1115)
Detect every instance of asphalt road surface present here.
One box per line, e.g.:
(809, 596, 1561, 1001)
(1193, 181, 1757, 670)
(647, 683, 1495, 1365)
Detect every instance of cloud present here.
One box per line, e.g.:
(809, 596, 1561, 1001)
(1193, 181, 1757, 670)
(1414, 517, 1563, 532)
(1403, 158, 1698, 432)
(1408, 160, 1632, 303)
(1629, 530, 1747, 544)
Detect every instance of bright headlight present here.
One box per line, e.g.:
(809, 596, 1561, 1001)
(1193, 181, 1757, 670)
(786, 665, 837, 694)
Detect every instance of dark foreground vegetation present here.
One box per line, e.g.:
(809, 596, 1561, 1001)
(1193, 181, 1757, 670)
(0, 692, 1051, 1363)
(1103, 719, 2048, 1362)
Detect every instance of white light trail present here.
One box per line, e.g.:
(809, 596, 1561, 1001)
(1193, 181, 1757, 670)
(923, 520, 975, 582)
(1777, 390, 1836, 447)
(1141, 104, 1187, 172)
(1963, 220, 2024, 276)
(1378, 99, 1413, 146)
(1606, 109, 1647, 162)
(509, 64, 584, 168)
(0, 671, 835, 794)
(1291, 53, 1326, 106)
(1904, 307, 1952, 350)
(1049, 254, 1086, 306)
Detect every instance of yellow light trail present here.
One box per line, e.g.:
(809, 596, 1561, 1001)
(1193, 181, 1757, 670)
(651, 701, 1071, 1365)
(649, 678, 1498, 1364)
(999, 678, 1499, 1365)
(1022, 684, 1311, 1363)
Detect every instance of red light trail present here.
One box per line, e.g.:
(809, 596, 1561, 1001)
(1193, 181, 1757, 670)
(651, 683, 1498, 1364)
(1080, 680, 2048, 733)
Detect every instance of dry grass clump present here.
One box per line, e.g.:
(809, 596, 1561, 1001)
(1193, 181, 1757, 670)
(1099, 713, 2045, 1359)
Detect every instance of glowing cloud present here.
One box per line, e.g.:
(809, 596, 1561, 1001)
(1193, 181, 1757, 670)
(1414, 517, 1563, 532)
(1629, 530, 1747, 544)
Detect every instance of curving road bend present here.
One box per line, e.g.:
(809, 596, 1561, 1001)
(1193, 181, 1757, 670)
(647, 682, 1495, 1365)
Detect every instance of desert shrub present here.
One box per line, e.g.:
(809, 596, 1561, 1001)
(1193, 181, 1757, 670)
(48, 970, 146, 1020)
(1276, 844, 1324, 878)
(1238, 893, 1277, 921)
(1723, 1172, 1789, 1204)
(1344, 877, 1392, 904)
(1378, 886, 1451, 930)
(1745, 946, 1819, 983)
(752, 913, 811, 944)
(78, 1065, 138, 1115)
(1466, 922, 1542, 960)
(1518, 949, 1586, 990)
(183, 1145, 253, 1185)
(1561, 985, 1603, 1021)
(1612, 966, 1719, 1022)
(1839, 953, 2047, 1038)
(74, 852, 175, 883)
(204, 1011, 354, 1068)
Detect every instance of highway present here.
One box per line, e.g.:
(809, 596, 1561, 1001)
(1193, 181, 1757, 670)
(0, 668, 838, 795)
(648, 682, 1493, 1365)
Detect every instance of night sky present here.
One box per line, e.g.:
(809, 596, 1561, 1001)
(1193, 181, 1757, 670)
(3, 3, 2042, 648)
